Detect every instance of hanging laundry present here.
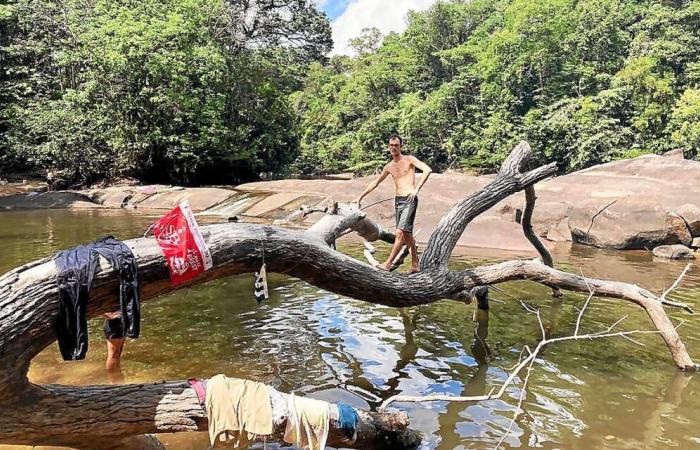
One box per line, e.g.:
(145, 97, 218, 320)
(284, 393, 330, 450)
(205, 374, 273, 448)
(152, 201, 213, 286)
(266, 385, 290, 426)
(336, 403, 359, 439)
(54, 236, 140, 361)
(254, 263, 269, 304)
(187, 378, 207, 406)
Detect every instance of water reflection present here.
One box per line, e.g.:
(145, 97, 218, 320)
(3, 210, 700, 449)
(384, 309, 419, 400)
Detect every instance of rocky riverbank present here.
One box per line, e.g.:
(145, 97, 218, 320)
(1, 150, 699, 256)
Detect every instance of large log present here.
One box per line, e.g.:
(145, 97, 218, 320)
(1, 381, 419, 449)
(0, 141, 695, 448)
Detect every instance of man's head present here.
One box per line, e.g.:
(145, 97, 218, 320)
(388, 134, 403, 157)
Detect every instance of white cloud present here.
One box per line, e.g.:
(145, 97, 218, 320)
(330, 0, 436, 56)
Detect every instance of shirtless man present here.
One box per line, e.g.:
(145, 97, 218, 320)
(353, 134, 432, 272)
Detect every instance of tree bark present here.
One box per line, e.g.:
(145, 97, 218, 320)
(0, 141, 695, 447)
(0, 381, 419, 449)
(522, 184, 562, 296)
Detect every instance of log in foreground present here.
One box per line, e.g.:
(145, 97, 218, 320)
(0, 141, 695, 447)
(1, 380, 419, 449)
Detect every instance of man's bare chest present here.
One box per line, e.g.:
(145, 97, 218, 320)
(388, 162, 415, 179)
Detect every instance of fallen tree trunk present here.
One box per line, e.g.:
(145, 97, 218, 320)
(0, 141, 695, 447)
(1, 381, 419, 449)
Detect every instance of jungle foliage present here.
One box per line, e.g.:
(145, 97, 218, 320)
(293, 0, 700, 175)
(1, 0, 699, 184)
(0, 0, 331, 185)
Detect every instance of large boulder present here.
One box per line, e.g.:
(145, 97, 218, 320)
(497, 153, 700, 249)
(568, 202, 692, 249)
(652, 244, 696, 260)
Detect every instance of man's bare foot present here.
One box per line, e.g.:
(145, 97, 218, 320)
(376, 262, 390, 271)
(409, 266, 420, 273)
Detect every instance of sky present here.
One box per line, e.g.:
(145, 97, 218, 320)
(316, 0, 437, 56)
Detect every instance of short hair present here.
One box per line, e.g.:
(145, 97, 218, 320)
(388, 134, 403, 146)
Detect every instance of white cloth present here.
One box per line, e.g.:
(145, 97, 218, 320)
(266, 385, 289, 426)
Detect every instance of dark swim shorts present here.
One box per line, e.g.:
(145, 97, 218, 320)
(395, 195, 418, 234)
(103, 317, 125, 340)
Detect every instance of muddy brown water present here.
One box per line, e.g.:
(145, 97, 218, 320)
(1, 209, 700, 449)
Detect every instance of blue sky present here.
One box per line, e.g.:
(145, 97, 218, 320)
(318, 0, 351, 20)
(317, 0, 437, 55)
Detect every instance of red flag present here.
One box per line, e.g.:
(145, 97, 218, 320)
(153, 201, 213, 286)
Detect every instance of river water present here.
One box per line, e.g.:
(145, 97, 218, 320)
(2, 209, 700, 449)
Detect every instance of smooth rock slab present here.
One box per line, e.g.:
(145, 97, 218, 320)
(137, 187, 236, 211)
(0, 192, 100, 210)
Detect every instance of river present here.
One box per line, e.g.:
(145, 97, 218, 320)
(1, 209, 699, 449)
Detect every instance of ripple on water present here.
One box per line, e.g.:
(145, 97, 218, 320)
(7, 210, 700, 449)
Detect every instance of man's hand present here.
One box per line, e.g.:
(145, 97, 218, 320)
(103, 311, 121, 320)
(354, 166, 389, 209)
(406, 187, 419, 202)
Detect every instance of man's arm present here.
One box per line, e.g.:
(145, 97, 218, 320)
(353, 166, 390, 206)
(408, 156, 432, 199)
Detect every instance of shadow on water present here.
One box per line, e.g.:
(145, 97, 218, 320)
(2, 209, 700, 449)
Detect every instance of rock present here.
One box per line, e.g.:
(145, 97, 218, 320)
(527, 153, 700, 249)
(546, 217, 572, 242)
(88, 186, 165, 208)
(237, 152, 700, 251)
(137, 187, 237, 211)
(243, 193, 307, 217)
(653, 244, 696, 259)
(322, 172, 354, 180)
(0, 192, 100, 210)
(569, 199, 692, 249)
(662, 148, 685, 159)
(678, 204, 700, 237)
(691, 237, 700, 249)
(5, 150, 700, 254)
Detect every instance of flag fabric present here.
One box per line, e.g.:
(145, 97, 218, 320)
(152, 201, 213, 286)
(254, 263, 269, 304)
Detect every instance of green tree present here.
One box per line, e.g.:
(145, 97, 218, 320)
(669, 88, 700, 157)
(293, 0, 700, 176)
(1, 0, 330, 185)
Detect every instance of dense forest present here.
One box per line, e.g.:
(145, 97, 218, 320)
(1, 0, 699, 186)
(0, 0, 332, 185)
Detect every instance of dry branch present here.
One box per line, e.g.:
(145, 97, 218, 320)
(379, 291, 666, 415)
(522, 184, 561, 297)
(379, 261, 694, 447)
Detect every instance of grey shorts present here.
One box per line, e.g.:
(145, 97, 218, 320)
(104, 318, 125, 340)
(395, 196, 418, 234)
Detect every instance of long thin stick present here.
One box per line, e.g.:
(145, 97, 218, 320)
(361, 197, 393, 210)
(660, 262, 693, 303)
